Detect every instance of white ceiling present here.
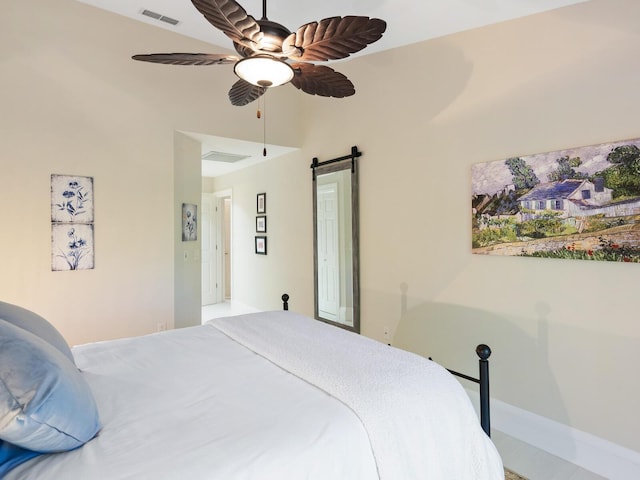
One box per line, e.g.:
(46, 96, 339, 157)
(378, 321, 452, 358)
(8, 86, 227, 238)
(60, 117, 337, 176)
(77, 0, 587, 176)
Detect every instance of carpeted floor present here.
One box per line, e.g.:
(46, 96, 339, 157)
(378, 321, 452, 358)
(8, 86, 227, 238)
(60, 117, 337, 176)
(505, 468, 528, 480)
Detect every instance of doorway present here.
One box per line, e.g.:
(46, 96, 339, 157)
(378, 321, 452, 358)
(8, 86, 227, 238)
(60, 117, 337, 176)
(201, 190, 232, 306)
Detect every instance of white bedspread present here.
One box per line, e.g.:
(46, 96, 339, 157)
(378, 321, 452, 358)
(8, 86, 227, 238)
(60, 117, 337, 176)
(7, 321, 378, 479)
(210, 311, 504, 480)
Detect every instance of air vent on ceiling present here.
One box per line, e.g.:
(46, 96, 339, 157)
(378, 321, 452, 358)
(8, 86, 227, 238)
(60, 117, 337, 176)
(141, 9, 179, 26)
(202, 151, 251, 163)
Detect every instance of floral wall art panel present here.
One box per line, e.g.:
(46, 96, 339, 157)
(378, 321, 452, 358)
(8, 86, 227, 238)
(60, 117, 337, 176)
(182, 203, 197, 241)
(51, 174, 95, 271)
(51, 175, 94, 223)
(472, 138, 640, 263)
(51, 224, 95, 271)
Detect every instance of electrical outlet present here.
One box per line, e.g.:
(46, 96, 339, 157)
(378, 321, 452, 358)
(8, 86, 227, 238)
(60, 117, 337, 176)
(383, 326, 390, 339)
(156, 322, 167, 332)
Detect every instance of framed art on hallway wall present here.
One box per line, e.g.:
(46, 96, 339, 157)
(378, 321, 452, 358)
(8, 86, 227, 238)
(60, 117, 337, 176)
(256, 215, 267, 233)
(257, 193, 266, 214)
(255, 236, 267, 255)
(182, 203, 197, 241)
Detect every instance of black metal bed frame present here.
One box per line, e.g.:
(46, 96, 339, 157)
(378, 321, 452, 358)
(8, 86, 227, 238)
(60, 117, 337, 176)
(280, 294, 492, 437)
(440, 346, 492, 437)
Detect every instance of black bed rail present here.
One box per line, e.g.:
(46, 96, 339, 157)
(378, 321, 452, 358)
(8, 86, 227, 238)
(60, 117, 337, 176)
(281, 294, 491, 437)
(441, 344, 492, 437)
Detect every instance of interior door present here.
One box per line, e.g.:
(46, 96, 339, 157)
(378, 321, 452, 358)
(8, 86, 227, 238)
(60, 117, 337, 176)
(317, 183, 339, 321)
(201, 193, 217, 305)
(223, 197, 231, 299)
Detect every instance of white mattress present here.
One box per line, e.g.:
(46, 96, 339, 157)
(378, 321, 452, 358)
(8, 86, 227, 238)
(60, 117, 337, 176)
(8, 320, 378, 479)
(210, 311, 504, 480)
(8, 311, 503, 479)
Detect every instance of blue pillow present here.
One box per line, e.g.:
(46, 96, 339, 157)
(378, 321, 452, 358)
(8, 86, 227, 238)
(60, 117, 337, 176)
(0, 319, 100, 455)
(0, 441, 40, 478)
(0, 301, 75, 364)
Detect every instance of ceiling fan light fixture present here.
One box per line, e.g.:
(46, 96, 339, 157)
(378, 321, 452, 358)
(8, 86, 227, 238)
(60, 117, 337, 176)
(133, 1, 387, 106)
(234, 55, 294, 88)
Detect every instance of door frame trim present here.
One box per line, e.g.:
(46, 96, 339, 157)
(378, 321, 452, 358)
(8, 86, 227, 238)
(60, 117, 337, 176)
(214, 189, 232, 303)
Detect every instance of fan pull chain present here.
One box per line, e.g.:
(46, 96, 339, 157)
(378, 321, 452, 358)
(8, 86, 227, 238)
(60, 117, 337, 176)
(255, 93, 268, 156)
(262, 92, 267, 156)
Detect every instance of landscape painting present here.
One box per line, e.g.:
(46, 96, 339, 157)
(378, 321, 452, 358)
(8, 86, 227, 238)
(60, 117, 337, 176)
(472, 138, 640, 262)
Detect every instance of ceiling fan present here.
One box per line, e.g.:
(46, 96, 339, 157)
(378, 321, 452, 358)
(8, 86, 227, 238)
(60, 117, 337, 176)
(132, 0, 387, 106)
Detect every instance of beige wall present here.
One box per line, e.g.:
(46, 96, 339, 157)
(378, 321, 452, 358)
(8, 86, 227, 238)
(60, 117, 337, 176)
(0, 0, 301, 345)
(2, 0, 639, 459)
(174, 132, 202, 329)
(211, 150, 315, 314)
(213, 0, 640, 454)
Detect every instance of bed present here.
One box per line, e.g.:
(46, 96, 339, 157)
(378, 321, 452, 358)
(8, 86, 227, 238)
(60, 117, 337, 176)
(0, 299, 504, 479)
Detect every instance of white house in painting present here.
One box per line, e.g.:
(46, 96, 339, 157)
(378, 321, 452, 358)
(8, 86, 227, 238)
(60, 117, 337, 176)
(518, 179, 615, 218)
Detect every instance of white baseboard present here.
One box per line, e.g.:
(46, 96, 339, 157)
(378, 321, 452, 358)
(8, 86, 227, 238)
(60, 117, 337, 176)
(466, 390, 640, 479)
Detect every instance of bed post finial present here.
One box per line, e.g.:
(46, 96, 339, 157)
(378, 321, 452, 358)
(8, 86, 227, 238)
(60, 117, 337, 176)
(476, 344, 491, 360)
(282, 293, 289, 311)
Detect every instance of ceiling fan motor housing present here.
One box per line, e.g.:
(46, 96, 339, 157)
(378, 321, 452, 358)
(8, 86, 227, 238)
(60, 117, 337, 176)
(234, 19, 291, 57)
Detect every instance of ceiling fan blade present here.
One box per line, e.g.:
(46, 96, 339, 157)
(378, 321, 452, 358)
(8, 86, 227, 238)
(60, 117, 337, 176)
(132, 53, 239, 65)
(283, 16, 386, 62)
(191, 0, 262, 50)
(290, 63, 355, 98)
(228, 79, 266, 106)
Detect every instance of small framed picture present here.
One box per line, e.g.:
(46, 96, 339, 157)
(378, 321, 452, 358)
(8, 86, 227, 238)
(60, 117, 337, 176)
(181, 203, 198, 242)
(256, 215, 267, 233)
(257, 192, 266, 214)
(255, 236, 267, 255)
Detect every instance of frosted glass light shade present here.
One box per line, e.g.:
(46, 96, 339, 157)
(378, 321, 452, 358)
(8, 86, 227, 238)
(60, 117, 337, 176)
(234, 55, 294, 88)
